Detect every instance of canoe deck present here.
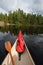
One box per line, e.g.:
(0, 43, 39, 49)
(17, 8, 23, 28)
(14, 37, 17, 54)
(2, 40, 35, 65)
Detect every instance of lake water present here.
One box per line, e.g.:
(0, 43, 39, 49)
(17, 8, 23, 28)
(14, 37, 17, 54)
(0, 32, 43, 65)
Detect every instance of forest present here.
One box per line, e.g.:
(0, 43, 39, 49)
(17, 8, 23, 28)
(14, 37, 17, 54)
(0, 9, 43, 34)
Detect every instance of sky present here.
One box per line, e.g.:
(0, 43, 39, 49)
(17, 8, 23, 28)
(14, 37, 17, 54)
(0, 0, 43, 15)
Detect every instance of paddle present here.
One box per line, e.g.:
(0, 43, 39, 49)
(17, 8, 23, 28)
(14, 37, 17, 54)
(5, 41, 15, 65)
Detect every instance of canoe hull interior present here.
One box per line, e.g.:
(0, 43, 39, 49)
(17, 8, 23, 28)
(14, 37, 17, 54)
(2, 40, 35, 65)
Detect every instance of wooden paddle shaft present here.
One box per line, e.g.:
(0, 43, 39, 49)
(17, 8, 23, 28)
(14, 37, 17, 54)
(9, 51, 15, 65)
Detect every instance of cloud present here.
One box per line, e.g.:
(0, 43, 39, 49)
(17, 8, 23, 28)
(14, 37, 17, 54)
(0, 8, 7, 14)
(0, 0, 43, 15)
(0, 0, 17, 12)
(31, 0, 43, 14)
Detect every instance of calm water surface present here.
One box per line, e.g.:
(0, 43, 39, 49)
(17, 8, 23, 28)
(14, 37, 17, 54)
(0, 32, 43, 65)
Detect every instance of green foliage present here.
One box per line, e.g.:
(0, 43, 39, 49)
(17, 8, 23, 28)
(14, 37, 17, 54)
(0, 9, 43, 34)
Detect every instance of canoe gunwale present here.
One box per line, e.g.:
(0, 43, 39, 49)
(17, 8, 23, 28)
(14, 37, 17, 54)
(1, 39, 35, 65)
(25, 43, 35, 65)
